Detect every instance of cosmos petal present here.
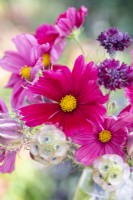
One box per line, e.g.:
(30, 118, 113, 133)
(20, 103, 59, 127)
(75, 142, 103, 166)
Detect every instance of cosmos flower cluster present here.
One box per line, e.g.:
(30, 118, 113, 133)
(0, 4, 133, 195)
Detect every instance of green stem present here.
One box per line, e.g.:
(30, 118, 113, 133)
(74, 37, 86, 58)
(73, 168, 92, 200)
(106, 90, 112, 115)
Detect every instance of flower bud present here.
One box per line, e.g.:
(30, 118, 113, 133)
(126, 132, 133, 157)
(0, 114, 24, 150)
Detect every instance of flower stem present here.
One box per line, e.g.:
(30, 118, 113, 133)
(73, 169, 89, 200)
(106, 90, 112, 115)
(74, 37, 86, 58)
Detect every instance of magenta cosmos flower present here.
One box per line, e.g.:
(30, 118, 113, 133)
(20, 55, 108, 137)
(73, 116, 128, 166)
(125, 76, 133, 106)
(35, 23, 66, 63)
(0, 98, 23, 173)
(0, 33, 49, 109)
(56, 6, 88, 37)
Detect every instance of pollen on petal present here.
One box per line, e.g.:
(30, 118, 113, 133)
(42, 53, 51, 68)
(20, 66, 31, 80)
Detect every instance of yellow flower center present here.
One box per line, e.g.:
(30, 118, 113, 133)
(20, 66, 31, 80)
(42, 53, 51, 68)
(99, 130, 112, 143)
(60, 95, 77, 112)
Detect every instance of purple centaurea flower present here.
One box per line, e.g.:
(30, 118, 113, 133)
(97, 27, 132, 55)
(97, 59, 133, 90)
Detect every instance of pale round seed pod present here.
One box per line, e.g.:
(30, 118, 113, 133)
(92, 154, 130, 191)
(96, 160, 113, 175)
(30, 124, 68, 167)
(116, 178, 133, 200)
(108, 170, 123, 185)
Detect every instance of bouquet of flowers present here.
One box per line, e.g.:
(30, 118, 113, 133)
(0, 5, 133, 200)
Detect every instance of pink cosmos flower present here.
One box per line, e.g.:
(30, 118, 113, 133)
(20, 55, 108, 137)
(118, 107, 133, 132)
(125, 86, 133, 106)
(0, 33, 49, 109)
(119, 105, 132, 115)
(35, 23, 66, 63)
(56, 6, 88, 37)
(0, 98, 23, 173)
(73, 116, 128, 166)
(0, 98, 8, 113)
(35, 23, 59, 46)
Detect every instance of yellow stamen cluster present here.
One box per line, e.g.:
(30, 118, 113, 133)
(20, 66, 31, 80)
(60, 95, 77, 112)
(42, 53, 51, 67)
(99, 130, 112, 143)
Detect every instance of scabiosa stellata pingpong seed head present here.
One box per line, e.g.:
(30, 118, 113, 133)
(30, 124, 68, 166)
(92, 154, 130, 191)
(97, 59, 133, 90)
(97, 27, 132, 56)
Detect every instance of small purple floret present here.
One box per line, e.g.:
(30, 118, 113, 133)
(97, 59, 133, 90)
(97, 27, 132, 54)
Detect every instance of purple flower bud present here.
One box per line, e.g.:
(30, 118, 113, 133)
(97, 59, 133, 90)
(126, 132, 133, 157)
(97, 27, 132, 55)
(0, 99, 24, 174)
(0, 114, 24, 174)
(0, 117, 24, 150)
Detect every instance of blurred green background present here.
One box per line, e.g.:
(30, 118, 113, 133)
(0, 0, 133, 200)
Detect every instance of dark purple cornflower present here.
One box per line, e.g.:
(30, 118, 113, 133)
(97, 59, 133, 90)
(97, 28, 132, 55)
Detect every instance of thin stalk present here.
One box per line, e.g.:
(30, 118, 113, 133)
(106, 90, 112, 115)
(74, 37, 86, 58)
